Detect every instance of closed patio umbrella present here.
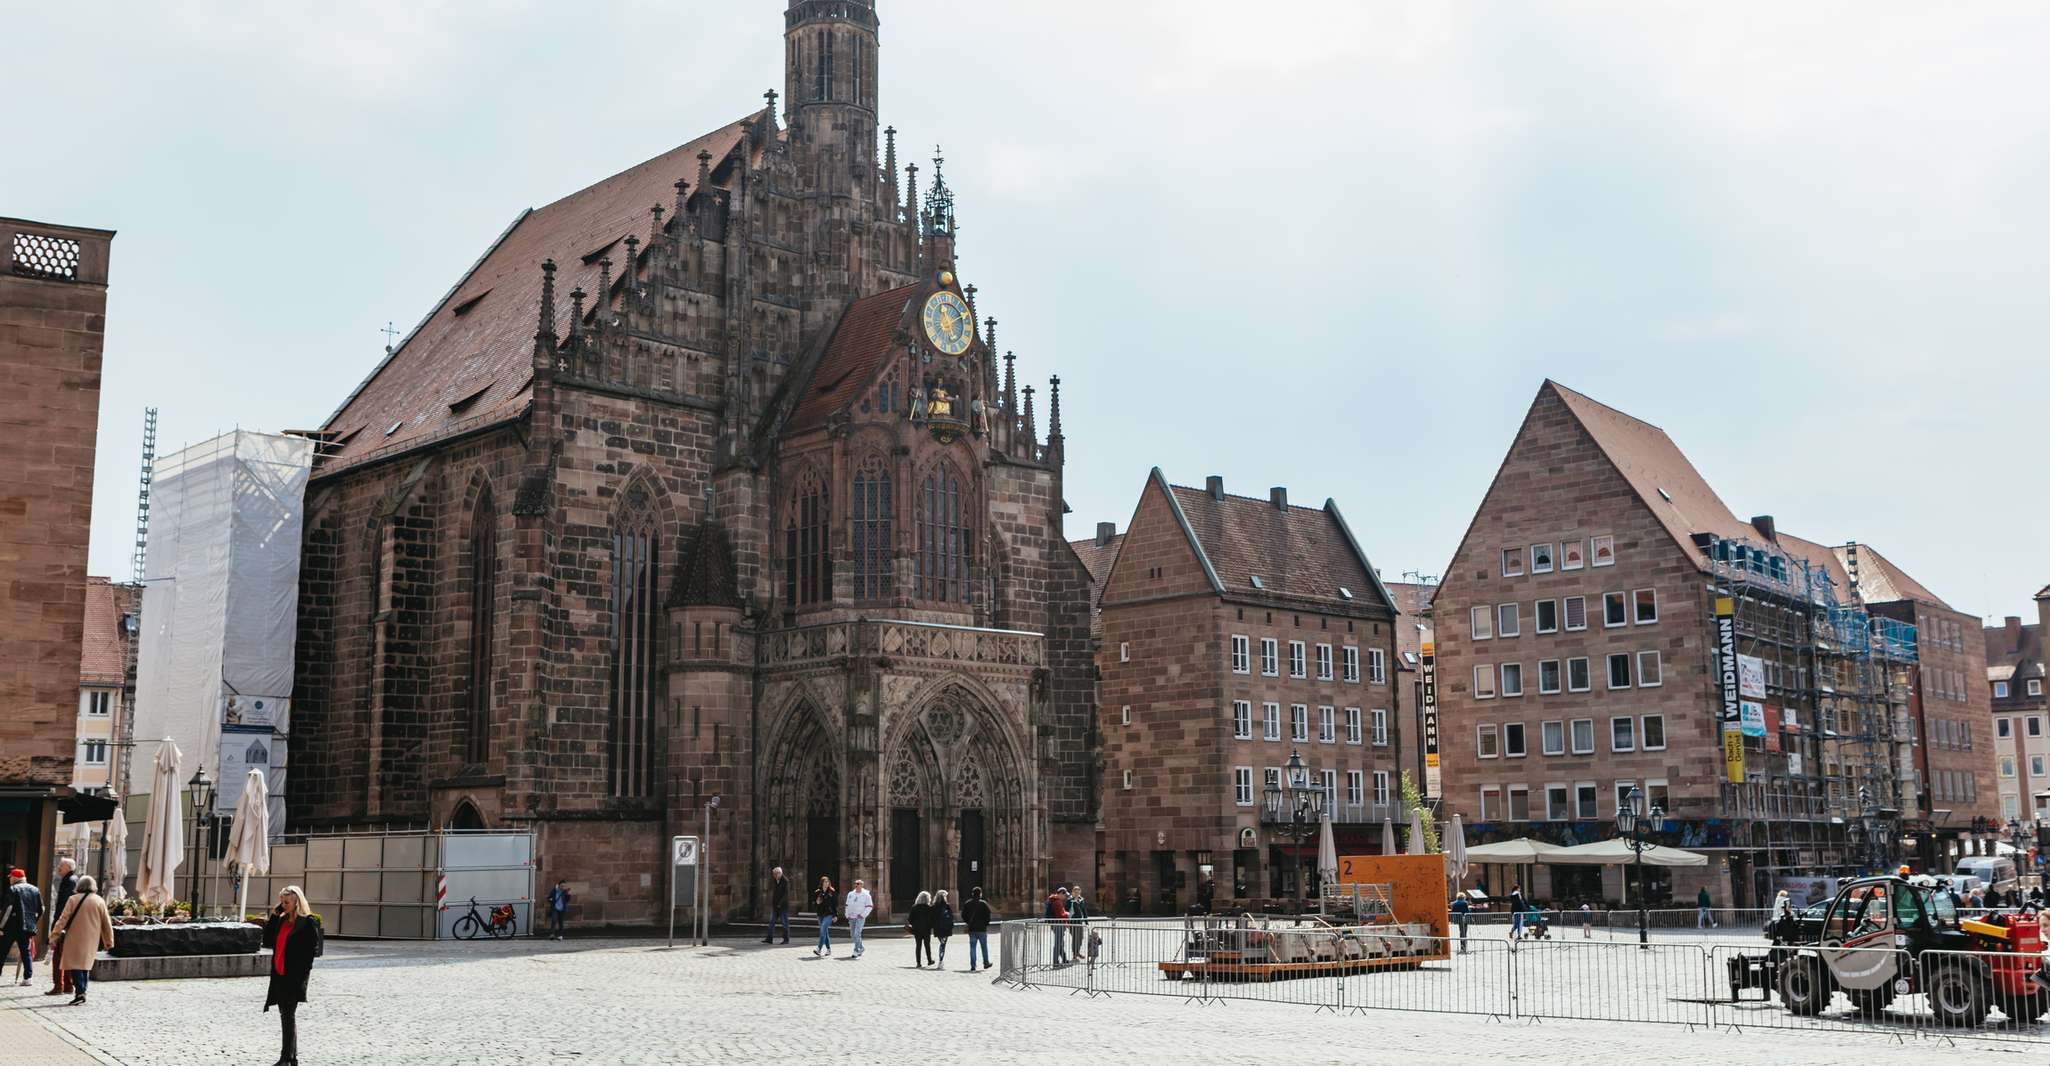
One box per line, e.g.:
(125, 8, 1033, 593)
(1317, 813, 1340, 898)
(1380, 818, 1397, 855)
(1407, 809, 1428, 856)
(225, 769, 271, 921)
(136, 740, 184, 906)
(1447, 814, 1470, 884)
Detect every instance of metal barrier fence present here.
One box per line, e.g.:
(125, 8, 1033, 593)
(996, 918, 2050, 1046)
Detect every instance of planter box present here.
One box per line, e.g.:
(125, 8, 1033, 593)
(94, 951, 272, 982)
(109, 920, 263, 959)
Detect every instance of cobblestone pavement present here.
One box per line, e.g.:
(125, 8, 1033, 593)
(1, 934, 2040, 1065)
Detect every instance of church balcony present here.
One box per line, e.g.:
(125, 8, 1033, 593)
(758, 617, 1044, 675)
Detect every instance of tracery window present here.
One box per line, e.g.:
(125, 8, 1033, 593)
(610, 495, 659, 798)
(784, 470, 830, 607)
(465, 488, 497, 764)
(915, 462, 970, 604)
(852, 455, 892, 599)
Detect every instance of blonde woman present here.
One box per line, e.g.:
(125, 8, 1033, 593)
(262, 886, 323, 1066)
(907, 890, 936, 968)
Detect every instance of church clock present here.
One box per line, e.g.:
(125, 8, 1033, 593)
(921, 291, 973, 356)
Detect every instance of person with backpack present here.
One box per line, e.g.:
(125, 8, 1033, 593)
(962, 886, 993, 972)
(931, 889, 956, 968)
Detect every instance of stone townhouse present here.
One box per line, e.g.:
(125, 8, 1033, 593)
(1988, 594, 2050, 826)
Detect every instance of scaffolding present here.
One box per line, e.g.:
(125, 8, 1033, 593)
(1698, 533, 1918, 889)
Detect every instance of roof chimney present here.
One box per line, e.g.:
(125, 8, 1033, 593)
(1749, 515, 1776, 542)
(1095, 521, 1116, 546)
(2008, 616, 2023, 652)
(1205, 475, 1224, 501)
(1270, 486, 1288, 510)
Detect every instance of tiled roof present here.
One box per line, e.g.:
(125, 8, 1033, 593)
(1984, 620, 2043, 681)
(1548, 381, 1755, 572)
(1384, 580, 1436, 666)
(1069, 533, 1124, 596)
(319, 113, 762, 464)
(1164, 483, 1391, 612)
(79, 576, 125, 684)
(786, 284, 918, 432)
(1831, 543, 1951, 610)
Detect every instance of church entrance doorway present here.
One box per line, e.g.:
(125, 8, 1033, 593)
(891, 808, 922, 907)
(957, 809, 985, 896)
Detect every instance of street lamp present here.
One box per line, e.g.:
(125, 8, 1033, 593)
(1616, 785, 1666, 948)
(1262, 750, 1325, 919)
(185, 767, 214, 916)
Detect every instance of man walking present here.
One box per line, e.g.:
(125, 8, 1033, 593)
(843, 879, 873, 958)
(763, 866, 791, 945)
(1451, 894, 1471, 953)
(546, 878, 571, 940)
(1044, 885, 1069, 965)
(1067, 887, 1089, 961)
(43, 858, 76, 994)
(962, 886, 993, 972)
(1, 868, 42, 985)
(1696, 886, 1718, 929)
(1507, 883, 1526, 941)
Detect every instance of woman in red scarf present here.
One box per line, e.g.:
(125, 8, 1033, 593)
(262, 886, 322, 1066)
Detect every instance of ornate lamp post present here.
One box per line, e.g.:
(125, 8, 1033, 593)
(1616, 785, 1665, 948)
(185, 767, 214, 916)
(1263, 750, 1325, 919)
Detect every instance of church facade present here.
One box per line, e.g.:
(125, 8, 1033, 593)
(291, 0, 1098, 923)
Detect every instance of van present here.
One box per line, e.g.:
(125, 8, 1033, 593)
(1954, 855, 2017, 894)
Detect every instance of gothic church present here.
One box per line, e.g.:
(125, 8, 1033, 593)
(291, 0, 1098, 923)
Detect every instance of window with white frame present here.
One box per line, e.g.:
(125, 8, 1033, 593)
(2033, 679, 2045, 697)
(1570, 718, 1595, 754)
(1474, 664, 1496, 698)
(1235, 767, 1255, 805)
(1546, 784, 1570, 820)
(1539, 659, 1561, 694)
(1348, 770, 1366, 807)
(1535, 599, 1558, 634)
(1318, 705, 1336, 743)
(1567, 657, 1591, 692)
(83, 739, 108, 764)
(1542, 720, 1564, 755)
(1564, 596, 1587, 631)
(1346, 706, 1363, 745)
(1231, 634, 1250, 674)
(1373, 770, 1391, 808)
(1321, 769, 1338, 809)
(1604, 592, 1627, 627)
(1119, 641, 1130, 662)
(1645, 779, 1669, 811)
(1470, 606, 1493, 640)
(1995, 680, 2010, 699)
(1265, 767, 1282, 789)
(1316, 643, 1334, 681)
(1507, 785, 1531, 820)
(1261, 638, 1279, 676)
(1480, 786, 1501, 820)
(1477, 723, 1500, 758)
(1637, 650, 1661, 687)
(1607, 653, 1632, 690)
(1342, 645, 1360, 683)
(1289, 641, 1307, 678)
(2034, 756, 2046, 778)
(1575, 782, 1598, 819)
(1498, 603, 1520, 638)
(1264, 702, 1282, 741)
(1642, 714, 1665, 750)
(1500, 662, 1524, 697)
(1560, 539, 1585, 571)
(1633, 588, 1658, 624)
(1291, 704, 1309, 741)
(1502, 548, 1524, 577)
(1371, 707, 1388, 746)
(1999, 717, 2012, 737)
(1530, 543, 1554, 574)
(1613, 781, 1635, 814)
(1591, 534, 1615, 567)
(1369, 647, 1387, 684)
(86, 691, 111, 716)
(2003, 757, 2017, 778)
(1233, 700, 1253, 739)
(1123, 769, 1134, 790)
(1610, 716, 1635, 752)
(1504, 722, 1527, 758)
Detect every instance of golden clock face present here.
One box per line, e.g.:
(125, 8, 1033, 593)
(921, 291, 973, 356)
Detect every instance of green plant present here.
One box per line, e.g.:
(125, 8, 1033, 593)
(1399, 772, 1439, 854)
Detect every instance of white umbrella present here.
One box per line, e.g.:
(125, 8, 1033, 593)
(1407, 809, 1428, 856)
(104, 807, 128, 902)
(1317, 814, 1340, 896)
(1546, 838, 1709, 867)
(225, 769, 271, 920)
(135, 740, 184, 907)
(1447, 813, 1470, 884)
(1461, 837, 1574, 862)
(1380, 818, 1397, 855)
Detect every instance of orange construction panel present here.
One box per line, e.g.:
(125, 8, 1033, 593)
(1337, 853, 1451, 945)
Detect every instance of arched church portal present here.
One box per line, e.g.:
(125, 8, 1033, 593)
(883, 690, 1025, 909)
(761, 700, 843, 895)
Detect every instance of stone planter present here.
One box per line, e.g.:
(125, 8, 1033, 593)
(109, 920, 263, 958)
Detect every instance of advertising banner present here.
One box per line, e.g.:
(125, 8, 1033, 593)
(1716, 597, 1739, 725)
(1740, 700, 1766, 738)
(1723, 724, 1746, 783)
(1738, 655, 1766, 700)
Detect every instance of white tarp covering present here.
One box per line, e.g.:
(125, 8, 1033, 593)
(129, 430, 311, 839)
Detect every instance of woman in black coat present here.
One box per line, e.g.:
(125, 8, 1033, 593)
(931, 889, 956, 968)
(262, 886, 323, 1066)
(907, 891, 936, 968)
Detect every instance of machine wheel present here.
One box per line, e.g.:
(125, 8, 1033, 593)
(1778, 955, 1828, 1016)
(1927, 965, 1990, 1028)
(1849, 986, 1895, 1017)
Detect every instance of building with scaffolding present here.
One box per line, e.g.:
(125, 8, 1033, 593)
(1433, 381, 1998, 910)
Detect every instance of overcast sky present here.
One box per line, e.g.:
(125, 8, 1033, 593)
(9, 1, 2047, 620)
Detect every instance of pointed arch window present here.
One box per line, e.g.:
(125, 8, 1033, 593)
(610, 495, 660, 798)
(465, 489, 497, 764)
(915, 462, 971, 604)
(853, 455, 893, 600)
(784, 470, 830, 607)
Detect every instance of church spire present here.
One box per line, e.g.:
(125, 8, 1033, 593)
(534, 260, 557, 343)
(1047, 375, 1063, 442)
(883, 126, 897, 206)
(904, 163, 918, 232)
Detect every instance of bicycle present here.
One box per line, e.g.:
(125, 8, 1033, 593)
(451, 896, 519, 940)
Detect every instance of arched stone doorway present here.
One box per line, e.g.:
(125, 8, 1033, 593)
(447, 799, 486, 831)
(761, 699, 843, 897)
(881, 688, 1027, 909)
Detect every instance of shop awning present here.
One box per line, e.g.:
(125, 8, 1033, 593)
(58, 791, 119, 824)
